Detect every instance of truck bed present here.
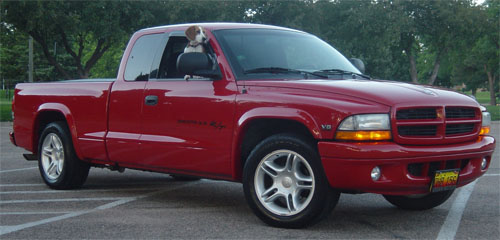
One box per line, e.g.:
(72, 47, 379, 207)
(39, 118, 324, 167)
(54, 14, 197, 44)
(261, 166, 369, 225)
(13, 79, 115, 162)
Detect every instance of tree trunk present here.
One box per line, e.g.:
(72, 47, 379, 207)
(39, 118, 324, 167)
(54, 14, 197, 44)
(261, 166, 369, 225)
(29, 31, 72, 80)
(80, 71, 90, 79)
(428, 52, 442, 86)
(485, 64, 497, 106)
(471, 88, 477, 97)
(408, 54, 418, 83)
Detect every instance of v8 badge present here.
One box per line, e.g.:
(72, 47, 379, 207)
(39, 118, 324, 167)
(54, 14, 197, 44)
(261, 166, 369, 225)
(321, 124, 332, 131)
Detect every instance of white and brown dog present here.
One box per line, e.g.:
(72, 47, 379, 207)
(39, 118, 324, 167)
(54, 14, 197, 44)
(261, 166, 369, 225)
(184, 25, 207, 53)
(184, 25, 207, 80)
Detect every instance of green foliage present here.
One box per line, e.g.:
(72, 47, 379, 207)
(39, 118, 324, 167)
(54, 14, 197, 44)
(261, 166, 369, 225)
(1, 1, 151, 79)
(0, 26, 28, 82)
(316, 0, 409, 80)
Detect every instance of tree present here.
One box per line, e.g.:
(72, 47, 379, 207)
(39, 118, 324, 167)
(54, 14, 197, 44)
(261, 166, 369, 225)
(447, 0, 498, 104)
(0, 23, 63, 84)
(314, 0, 412, 81)
(2, 1, 147, 79)
(411, 0, 479, 85)
(480, 0, 499, 105)
(0, 24, 28, 83)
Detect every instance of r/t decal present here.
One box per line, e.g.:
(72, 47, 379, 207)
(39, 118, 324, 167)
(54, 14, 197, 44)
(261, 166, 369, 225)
(178, 119, 226, 130)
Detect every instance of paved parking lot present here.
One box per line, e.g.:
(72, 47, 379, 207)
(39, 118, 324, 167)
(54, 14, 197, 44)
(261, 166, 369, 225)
(1, 121, 498, 239)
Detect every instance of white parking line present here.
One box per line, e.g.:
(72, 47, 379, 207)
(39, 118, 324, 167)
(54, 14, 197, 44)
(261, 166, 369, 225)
(0, 212, 70, 215)
(436, 180, 477, 240)
(483, 173, 500, 176)
(0, 167, 37, 173)
(0, 197, 128, 204)
(0, 182, 171, 187)
(0, 181, 200, 236)
(0, 184, 44, 187)
(0, 187, 164, 195)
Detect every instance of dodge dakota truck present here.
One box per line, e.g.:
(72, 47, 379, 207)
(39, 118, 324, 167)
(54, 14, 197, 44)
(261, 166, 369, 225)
(9, 23, 496, 228)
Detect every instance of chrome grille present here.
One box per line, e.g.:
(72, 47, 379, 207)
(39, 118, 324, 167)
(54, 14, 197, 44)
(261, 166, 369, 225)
(396, 108, 436, 120)
(446, 124, 475, 135)
(446, 107, 476, 119)
(394, 106, 480, 145)
(398, 125, 437, 136)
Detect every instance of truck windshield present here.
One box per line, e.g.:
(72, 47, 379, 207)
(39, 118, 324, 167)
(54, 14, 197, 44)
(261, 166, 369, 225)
(214, 29, 362, 80)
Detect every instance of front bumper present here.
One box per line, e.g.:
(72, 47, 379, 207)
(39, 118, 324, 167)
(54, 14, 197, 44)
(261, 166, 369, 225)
(318, 136, 496, 195)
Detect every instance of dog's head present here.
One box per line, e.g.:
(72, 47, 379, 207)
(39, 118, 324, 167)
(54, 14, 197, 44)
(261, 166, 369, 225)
(185, 25, 206, 43)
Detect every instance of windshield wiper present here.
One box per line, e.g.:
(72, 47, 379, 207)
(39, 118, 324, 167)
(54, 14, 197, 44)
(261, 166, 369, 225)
(244, 67, 328, 79)
(315, 69, 371, 79)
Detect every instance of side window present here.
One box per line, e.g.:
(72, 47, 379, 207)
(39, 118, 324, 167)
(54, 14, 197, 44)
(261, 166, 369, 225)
(124, 34, 163, 81)
(157, 36, 189, 79)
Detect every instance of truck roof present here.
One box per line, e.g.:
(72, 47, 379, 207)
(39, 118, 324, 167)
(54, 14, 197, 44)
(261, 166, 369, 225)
(138, 22, 304, 34)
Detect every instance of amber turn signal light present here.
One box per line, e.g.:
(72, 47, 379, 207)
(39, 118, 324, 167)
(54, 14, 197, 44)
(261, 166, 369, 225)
(479, 126, 490, 135)
(335, 130, 392, 141)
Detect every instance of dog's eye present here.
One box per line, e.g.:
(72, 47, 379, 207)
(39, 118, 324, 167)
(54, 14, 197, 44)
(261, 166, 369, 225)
(196, 30, 200, 33)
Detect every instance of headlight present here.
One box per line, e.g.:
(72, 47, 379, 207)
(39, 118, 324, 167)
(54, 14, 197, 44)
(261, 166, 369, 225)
(336, 114, 392, 141)
(480, 111, 491, 135)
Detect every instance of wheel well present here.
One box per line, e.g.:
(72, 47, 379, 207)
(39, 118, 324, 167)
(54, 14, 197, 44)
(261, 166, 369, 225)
(239, 119, 316, 173)
(33, 111, 67, 154)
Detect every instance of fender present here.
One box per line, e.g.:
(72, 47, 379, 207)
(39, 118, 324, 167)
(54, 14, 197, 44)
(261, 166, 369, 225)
(236, 107, 323, 139)
(231, 107, 323, 180)
(35, 103, 85, 161)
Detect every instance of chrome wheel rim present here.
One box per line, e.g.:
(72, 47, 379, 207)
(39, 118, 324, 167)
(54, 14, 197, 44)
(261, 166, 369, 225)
(41, 133, 65, 180)
(254, 150, 315, 216)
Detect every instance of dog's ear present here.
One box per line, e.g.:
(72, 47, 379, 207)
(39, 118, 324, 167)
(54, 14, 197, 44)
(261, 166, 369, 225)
(185, 26, 197, 41)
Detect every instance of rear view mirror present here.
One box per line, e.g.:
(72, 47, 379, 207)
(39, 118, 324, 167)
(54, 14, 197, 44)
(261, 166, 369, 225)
(177, 52, 221, 79)
(350, 58, 365, 74)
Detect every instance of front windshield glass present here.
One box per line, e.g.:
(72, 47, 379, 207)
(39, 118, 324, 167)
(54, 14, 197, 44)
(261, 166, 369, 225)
(214, 28, 361, 80)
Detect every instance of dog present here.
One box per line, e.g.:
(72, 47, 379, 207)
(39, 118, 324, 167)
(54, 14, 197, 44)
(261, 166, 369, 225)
(184, 25, 207, 53)
(183, 25, 207, 80)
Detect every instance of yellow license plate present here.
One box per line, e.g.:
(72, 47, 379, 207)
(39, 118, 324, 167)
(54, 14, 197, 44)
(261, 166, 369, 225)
(430, 169, 460, 192)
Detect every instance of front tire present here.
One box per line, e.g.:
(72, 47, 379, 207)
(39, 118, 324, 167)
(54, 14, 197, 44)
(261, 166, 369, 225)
(38, 121, 90, 189)
(383, 190, 454, 210)
(243, 134, 339, 228)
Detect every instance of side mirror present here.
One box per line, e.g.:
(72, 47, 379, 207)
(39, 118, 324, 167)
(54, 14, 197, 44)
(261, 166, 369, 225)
(177, 52, 221, 79)
(350, 58, 365, 74)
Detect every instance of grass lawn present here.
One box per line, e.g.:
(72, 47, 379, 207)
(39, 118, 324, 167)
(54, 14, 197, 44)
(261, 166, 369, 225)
(486, 105, 500, 121)
(463, 90, 498, 105)
(475, 91, 492, 104)
(0, 99, 12, 121)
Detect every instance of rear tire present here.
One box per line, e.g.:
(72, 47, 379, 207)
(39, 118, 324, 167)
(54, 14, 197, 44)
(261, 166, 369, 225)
(383, 190, 454, 210)
(38, 121, 90, 189)
(243, 134, 339, 228)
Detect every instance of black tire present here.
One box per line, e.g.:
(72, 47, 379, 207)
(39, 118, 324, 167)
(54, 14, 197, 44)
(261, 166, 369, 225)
(383, 190, 455, 210)
(38, 121, 90, 189)
(243, 134, 340, 228)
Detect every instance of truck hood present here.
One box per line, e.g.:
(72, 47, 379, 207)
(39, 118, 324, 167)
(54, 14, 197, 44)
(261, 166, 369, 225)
(241, 79, 480, 108)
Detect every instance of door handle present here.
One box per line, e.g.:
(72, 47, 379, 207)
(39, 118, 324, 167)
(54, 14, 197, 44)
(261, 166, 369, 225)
(145, 95, 158, 106)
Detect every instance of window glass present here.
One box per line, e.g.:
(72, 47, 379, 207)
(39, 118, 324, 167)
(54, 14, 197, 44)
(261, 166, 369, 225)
(214, 29, 360, 80)
(124, 34, 163, 81)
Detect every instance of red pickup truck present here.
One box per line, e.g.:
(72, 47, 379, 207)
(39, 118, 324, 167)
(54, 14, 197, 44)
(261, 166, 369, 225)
(10, 23, 496, 228)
